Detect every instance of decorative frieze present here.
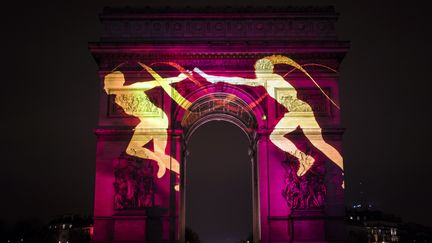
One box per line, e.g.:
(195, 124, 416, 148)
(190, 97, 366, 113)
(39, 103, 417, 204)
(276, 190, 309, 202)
(181, 93, 256, 131)
(102, 19, 336, 41)
(108, 89, 163, 118)
(275, 88, 331, 117)
(100, 7, 338, 41)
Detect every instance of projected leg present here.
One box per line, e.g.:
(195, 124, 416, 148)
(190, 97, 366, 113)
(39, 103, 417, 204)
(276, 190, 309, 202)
(270, 119, 315, 176)
(299, 116, 343, 172)
(127, 132, 180, 180)
(154, 134, 180, 176)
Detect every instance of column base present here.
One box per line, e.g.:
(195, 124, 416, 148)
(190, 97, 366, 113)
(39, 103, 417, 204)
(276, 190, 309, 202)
(291, 209, 326, 242)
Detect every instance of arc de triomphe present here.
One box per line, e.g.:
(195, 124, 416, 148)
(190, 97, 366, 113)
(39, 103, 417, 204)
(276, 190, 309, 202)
(90, 6, 348, 243)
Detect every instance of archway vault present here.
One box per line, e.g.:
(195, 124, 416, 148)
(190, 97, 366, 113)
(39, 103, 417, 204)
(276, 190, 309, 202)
(182, 92, 259, 140)
(179, 92, 261, 243)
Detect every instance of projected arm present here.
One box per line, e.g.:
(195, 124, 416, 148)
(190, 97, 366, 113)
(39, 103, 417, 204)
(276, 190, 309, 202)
(104, 72, 188, 93)
(193, 68, 263, 87)
(126, 73, 188, 89)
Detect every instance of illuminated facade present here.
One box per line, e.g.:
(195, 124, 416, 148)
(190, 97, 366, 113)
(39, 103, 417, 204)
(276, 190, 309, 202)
(46, 215, 93, 243)
(346, 209, 401, 243)
(90, 7, 349, 243)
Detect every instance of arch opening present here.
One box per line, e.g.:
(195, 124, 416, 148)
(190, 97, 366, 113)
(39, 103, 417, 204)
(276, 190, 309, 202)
(185, 120, 252, 243)
(179, 92, 261, 243)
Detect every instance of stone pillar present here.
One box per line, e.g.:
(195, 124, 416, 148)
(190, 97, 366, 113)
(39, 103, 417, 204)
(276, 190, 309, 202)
(168, 129, 183, 242)
(249, 132, 260, 243)
(179, 135, 188, 243)
(256, 129, 270, 242)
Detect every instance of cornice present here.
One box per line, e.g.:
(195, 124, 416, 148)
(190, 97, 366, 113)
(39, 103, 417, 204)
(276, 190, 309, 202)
(89, 41, 350, 65)
(89, 41, 350, 51)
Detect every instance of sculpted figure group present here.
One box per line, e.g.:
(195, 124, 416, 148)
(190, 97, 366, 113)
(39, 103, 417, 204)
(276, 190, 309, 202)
(104, 55, 344, 195)
(113, 154, 155, 210)
(282, 159, 326, 209)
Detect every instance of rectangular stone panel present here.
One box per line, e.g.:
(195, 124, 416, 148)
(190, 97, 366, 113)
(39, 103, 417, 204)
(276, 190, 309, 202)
(108, 89, 163, 118)
(275, 88, 331, 117)
(113, 218, 146, 241)
(268, 218, 291, 242)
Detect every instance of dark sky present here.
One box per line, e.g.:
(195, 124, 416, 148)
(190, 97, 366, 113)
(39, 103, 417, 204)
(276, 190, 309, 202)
(1, 0, 431, 230)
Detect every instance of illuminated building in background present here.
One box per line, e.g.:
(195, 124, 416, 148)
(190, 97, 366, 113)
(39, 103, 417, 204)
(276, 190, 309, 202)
(46, 215, 93, 243)
(346, 208, 401, 243)
(89, 6, 349, 243)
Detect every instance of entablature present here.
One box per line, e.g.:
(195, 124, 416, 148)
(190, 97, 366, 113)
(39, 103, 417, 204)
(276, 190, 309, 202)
(98, 6, 342, 42)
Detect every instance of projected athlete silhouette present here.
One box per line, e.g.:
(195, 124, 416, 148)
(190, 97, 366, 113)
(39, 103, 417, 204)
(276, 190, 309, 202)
(194, 55, 343, 177)
(104, 70, 189, 180)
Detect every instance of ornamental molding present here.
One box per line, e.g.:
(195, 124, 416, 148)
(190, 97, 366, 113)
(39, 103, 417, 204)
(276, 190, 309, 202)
(99, 7, 340, 42)
(90, 51, 347, 71)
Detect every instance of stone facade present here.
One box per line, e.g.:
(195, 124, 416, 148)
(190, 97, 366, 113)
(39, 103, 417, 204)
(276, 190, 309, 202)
(90, 6, 348, 243)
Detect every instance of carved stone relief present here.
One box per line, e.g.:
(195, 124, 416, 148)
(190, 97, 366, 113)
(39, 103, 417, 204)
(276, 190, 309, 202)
(275, 88, 331, 117)
(282, 157, 326, 209)
(181, 93, 255, 130)
(108, 89, 163, 118)
(113, 153, 156, 210)
(101, 19, 336, 40)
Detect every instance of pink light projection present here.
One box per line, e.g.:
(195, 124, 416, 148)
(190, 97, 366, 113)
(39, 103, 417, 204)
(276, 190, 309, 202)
(104, 55, 343, 182)
(91, 7, 348, 243)
(194, 55, 343, 177)
(97, 54, 346, 243)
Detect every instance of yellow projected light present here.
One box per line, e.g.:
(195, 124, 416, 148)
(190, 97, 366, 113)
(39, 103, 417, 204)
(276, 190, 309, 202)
(104, 70, 189, 181)
(194, 55, 343, 177)
(104, 55, 343, 188)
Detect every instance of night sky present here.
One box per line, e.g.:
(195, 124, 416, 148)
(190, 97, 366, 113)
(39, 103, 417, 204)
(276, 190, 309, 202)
(1, 0, 431, 235)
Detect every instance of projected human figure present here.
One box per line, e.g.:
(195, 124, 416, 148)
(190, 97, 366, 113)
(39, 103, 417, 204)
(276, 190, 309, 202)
(194, 55, 343, 177)
(104, 71, 189, 179)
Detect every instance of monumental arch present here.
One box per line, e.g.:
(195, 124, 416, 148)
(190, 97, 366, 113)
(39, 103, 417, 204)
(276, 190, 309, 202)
(90, 6, 349, 243)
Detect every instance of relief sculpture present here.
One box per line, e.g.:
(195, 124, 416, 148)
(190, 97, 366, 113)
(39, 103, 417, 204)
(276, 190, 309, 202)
(276, 88, 330, 116)
(114, 153, 156, 210)
(282, 157, 326, 209)
(109, 90, 163, 118)
(104, 55, 343, 211)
